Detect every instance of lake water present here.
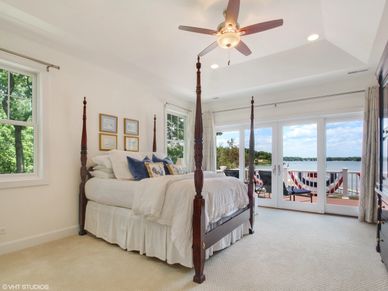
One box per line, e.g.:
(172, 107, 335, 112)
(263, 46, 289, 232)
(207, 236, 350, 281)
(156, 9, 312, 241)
(257, 161, 361, 172)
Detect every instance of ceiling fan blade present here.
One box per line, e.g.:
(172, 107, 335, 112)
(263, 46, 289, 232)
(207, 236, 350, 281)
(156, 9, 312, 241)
(225, 0, 240, 26)
(198, 42, 218, 57)
(178, 25, 217, 35)
(235, 41, 252, 56)
(241, 19, 284, 36)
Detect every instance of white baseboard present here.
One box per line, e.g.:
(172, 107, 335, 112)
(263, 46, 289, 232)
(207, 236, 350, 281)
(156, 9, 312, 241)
(0, 225, 78, 256)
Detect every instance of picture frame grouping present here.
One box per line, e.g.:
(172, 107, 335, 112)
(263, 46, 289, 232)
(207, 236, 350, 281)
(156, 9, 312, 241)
(98, 114, 139, 152)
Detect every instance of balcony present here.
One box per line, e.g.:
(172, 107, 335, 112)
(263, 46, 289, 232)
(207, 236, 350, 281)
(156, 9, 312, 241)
(251, 168, 360, 207)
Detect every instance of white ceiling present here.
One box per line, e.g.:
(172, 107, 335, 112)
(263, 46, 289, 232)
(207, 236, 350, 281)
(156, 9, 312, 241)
(0, 0, 387, 101)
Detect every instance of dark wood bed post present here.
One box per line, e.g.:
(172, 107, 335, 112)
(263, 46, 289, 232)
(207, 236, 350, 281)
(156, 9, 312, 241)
(152, 114, 157, 152)
(193, 56, 206, 284)
(79, 97, 88, 235)
(248, 97, 255, 234)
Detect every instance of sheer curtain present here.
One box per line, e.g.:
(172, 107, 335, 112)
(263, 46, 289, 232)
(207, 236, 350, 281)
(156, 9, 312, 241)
(203, 111, 216, 171)
(359, 87, 379, 223)
(185, 110, 195, 172)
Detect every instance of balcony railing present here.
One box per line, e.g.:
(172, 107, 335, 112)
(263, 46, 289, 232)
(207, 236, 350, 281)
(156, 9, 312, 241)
(286, 168, 361, 201)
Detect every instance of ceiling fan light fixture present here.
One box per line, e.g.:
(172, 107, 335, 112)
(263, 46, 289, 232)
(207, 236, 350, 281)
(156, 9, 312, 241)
(307, 33, 320, 42)
(217, 31, 240, 49)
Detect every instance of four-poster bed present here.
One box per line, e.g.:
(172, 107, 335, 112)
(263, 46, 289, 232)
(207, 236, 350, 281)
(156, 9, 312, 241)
(78, 57, 255, 284)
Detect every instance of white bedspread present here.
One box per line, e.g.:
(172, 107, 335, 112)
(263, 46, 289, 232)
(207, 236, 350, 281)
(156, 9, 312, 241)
(132, 172, 249, 257)
(85, 178, 137, 209)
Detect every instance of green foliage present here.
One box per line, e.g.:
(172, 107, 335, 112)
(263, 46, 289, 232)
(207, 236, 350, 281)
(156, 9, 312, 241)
(166, 113, 185, 163)
(0, 68, 34, 174)
(167, 142, 184, 164)
(216, 137, 275, 169)
(216, 138, 239, 169)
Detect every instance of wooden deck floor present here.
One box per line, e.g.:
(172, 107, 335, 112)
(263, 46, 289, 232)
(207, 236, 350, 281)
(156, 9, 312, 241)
(258, 193, 359, 207)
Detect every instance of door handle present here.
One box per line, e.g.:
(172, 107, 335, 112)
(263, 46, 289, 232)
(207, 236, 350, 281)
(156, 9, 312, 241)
(272, 165, 277, 176)
(278, 165, 281, 176)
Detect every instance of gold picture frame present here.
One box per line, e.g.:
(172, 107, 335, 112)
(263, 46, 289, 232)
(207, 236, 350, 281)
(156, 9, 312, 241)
(99, 113, 118, 133)
(124, 118, 139, 136)
(99, 133, 117, 151)
(124, 136, 139, 152)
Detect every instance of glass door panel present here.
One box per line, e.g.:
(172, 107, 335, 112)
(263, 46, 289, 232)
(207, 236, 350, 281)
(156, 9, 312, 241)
(216, 131, 240, 179)
(325, 120, 363, 215)
(279, 122, 321, 212)
(245, 127, 276, 206)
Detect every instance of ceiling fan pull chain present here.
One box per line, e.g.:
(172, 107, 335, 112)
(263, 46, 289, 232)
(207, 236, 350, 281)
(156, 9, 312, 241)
(228, 50, 231, 66)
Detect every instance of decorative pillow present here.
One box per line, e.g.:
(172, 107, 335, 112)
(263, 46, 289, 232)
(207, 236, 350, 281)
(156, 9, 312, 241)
(126, 156, 151, 181)
(91, 155, 112, 169)
(145, 162, 166, 178)
(166, 164, 188, 175)
(90, 170, 115, 179)
(152, 154, 173, 175)
(92, 165, 114, 174)
(109, 150, 148, 180)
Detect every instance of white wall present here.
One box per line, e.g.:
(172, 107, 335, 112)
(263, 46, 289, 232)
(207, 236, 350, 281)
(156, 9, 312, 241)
(205, 73, 374, 127)
(0, 30, 192, 254)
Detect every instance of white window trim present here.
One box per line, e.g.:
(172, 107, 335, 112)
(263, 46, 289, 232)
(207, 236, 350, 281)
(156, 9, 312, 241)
(0, 59, 48, 189)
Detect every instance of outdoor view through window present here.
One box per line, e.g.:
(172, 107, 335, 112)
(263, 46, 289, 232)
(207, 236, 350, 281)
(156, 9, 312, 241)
(166, 113, 186, 163)
(216, 121, 363, 206)
(0, 67, 34, 174)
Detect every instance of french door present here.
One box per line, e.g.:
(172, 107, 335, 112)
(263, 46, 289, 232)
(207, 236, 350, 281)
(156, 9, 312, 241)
(276, 120, 325, 213)
(254, 121, 324, 212)
(251, 117, 362, 215)
(218, 115, 363, 216)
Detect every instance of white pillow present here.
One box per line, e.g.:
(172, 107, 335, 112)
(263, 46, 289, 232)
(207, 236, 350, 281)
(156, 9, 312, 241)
(91, 155, 112, 169)
(108, 150, 149, 180)
(92, 165, 114, 174)
(90, 170, 115, 179)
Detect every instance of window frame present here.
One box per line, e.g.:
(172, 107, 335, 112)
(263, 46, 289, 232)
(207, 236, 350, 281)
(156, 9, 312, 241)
(0, 60, 46, 189)
(165, 108, 188, 163)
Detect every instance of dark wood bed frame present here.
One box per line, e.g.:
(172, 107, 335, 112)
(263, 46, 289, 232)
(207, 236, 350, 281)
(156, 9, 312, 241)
(78, 57, 255, 284)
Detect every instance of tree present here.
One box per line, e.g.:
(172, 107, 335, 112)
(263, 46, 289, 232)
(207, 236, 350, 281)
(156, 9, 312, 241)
(216, 138, 239, 169)
(0, 69, 33, 174)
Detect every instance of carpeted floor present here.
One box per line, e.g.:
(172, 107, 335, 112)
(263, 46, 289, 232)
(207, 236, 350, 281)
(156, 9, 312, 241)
(0, 207, 387, 291)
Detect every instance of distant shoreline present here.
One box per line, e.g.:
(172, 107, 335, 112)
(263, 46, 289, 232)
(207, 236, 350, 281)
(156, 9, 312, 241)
(283, 157, 361, 161)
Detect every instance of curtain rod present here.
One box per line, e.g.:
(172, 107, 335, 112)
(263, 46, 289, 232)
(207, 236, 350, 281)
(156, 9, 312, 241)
(213, 89, 365, 114)
(165, 102, 192, 112)
(0, 47, 60, 72)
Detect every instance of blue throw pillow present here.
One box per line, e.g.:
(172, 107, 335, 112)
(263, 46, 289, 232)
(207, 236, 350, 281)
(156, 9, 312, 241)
(127, 156, 151, 181)
(152, 154, 173, 175)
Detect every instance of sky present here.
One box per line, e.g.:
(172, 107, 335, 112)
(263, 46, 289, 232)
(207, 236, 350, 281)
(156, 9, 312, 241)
(216, 120, 363, 158)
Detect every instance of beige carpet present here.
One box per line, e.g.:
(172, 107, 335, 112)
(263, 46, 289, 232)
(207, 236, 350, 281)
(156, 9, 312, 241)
(1, 207, 387, 291)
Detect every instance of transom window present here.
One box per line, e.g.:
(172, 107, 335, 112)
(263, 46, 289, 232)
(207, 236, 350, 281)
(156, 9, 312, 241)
(166, 112, 186, 163)
(0, 66, 36, 175)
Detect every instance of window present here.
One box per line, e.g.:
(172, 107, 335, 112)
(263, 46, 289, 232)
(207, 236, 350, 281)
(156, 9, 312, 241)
(0, 65, 36, 175)
(166, 112, 186, 163)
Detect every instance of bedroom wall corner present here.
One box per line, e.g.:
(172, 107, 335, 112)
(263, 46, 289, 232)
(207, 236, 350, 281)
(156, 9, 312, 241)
(0, 29, 188, 254)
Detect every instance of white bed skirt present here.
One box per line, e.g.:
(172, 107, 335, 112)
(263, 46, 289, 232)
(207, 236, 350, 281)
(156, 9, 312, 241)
(85, 201, 250, 268)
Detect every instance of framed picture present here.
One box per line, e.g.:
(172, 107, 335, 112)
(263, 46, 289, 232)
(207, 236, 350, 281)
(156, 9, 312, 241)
(124, 118, 139, 136)
(99, 114, 118, 133)
(99, 133, 117, 151)
(124, 136, 139, 152)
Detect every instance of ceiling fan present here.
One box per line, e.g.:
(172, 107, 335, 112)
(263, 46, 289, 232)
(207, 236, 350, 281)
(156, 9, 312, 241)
(178, 0, 283, 57)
